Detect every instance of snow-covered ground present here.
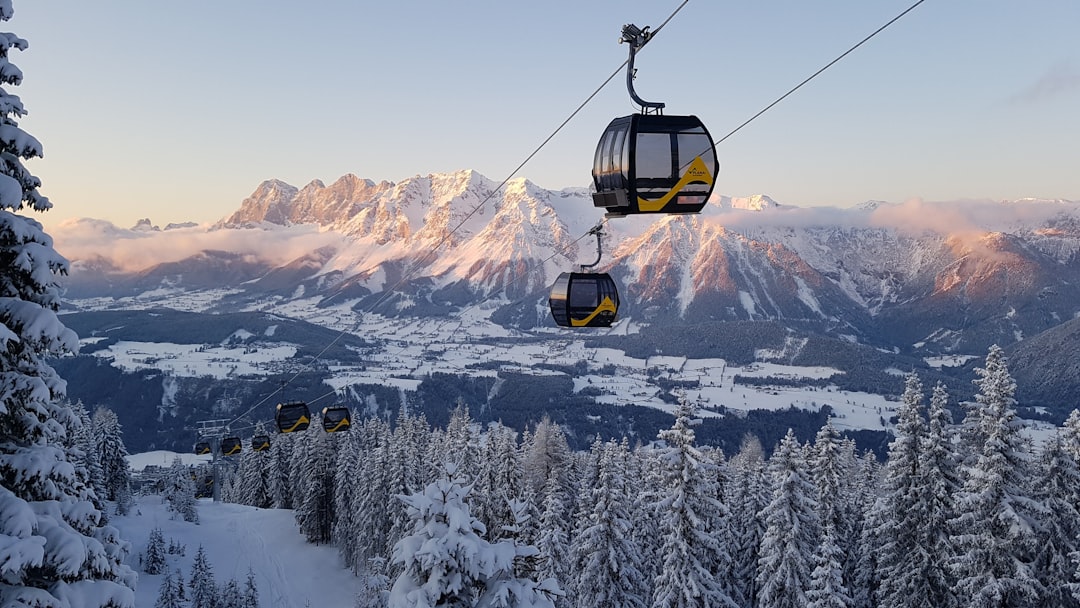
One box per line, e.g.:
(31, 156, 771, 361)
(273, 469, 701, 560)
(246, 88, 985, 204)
(74, 293, 992, 435)
(114, 493, 363, 607)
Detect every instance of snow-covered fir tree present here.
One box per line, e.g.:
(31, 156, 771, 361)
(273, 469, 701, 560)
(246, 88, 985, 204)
(163, 456, 199, 523)
(189, 545, 217, 608)
(91, 407, 132, 509)
(154, 569, 184, 608)
(571, 440, 648, 608)
(916, 381, 960, 607)
(875, 373, 936, 608)
(220, 577, 243, 608)
(0, 4, 136, 604)
(651, 401, 737, 608)
(757, 429, 820, 608)
(1032, 433, 1080, 607)
(242, 567, 260, 608)
(949, 345, 1044, 606)
(143, 527, 168, 575)
(806, 523, 852, 608)
(727, 435, 768, 608)
(389, 462, 557, 608)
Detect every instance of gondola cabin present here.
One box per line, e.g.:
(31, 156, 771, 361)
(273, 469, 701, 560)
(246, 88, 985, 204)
(220, 436, 242, 456)
(592, 114, 718, 217)
(548, 272, 619, 328)
(322, 406, 351, 433)
(251, 435, 271, 452)
(276, 401, 311, 433)
(194, 441, 211, 456)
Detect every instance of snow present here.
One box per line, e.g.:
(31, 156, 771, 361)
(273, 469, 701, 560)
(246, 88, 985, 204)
(112, 494, 365, 607)
(127, 451, 210, 472)
(96, 340, 299, 379)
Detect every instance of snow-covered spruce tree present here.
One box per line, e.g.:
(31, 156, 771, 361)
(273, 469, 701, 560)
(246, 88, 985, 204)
(143, 527, 168, 575)
(849, 456, 883, 608)
(188, 545, 217, 608)
(163, 456, 198, 523)
(571, 440, 648, 608)
(0, 5, 136, 605)
(651, 401, 737, 608)
(727, 435, 768, 608)
(333, 420, 361, 568)
(1032, 434, 1080, 607)
(949, 344, 1044, 606)
(219, 577, 243, 608)
(916, 381, 960, 607)
(91, 407, 131, 506)
(389, 462, 558, 608)
(875, 373, 937, 608)
(756, 429, 819, 608)
(68, 400, 106, 511)
(354, 417, 393, 569)
(154, 569, 183, 608)
(242, 567, 260, 608)
(296, 419, 335, 544)
(806, 523, 852, 608)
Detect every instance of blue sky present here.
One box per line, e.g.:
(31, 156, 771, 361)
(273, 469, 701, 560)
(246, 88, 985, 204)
(11, 0, 1080, 228)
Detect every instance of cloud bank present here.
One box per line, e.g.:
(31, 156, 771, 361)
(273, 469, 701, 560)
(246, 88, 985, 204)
(51, 219, 348, 272)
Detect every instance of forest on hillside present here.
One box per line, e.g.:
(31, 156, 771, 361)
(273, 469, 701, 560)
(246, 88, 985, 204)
(133, 345, 1080, 608)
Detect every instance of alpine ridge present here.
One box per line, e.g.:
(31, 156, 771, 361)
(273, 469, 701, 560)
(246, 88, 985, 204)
(61, 169, 1080, 356)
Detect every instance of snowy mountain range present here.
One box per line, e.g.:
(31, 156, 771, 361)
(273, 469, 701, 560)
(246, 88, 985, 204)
(57, 169, 1080, 358)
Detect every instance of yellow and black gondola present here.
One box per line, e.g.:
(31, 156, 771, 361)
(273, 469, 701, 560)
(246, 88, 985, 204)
(251, 434, 271, 452)
(276, 401, 311, 433)
(322, 405, 351, 433)
(220, 436, 242, 456)
(194, 441, 211, 456)
(592, 113, 718, 217)
(549, 272, 619, 328)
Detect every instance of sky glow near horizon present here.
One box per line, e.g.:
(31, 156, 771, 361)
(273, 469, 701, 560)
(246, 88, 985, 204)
(10, 0, 1080, 229)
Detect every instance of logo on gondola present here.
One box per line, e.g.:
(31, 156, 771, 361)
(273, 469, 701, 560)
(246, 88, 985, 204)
(684, 157, 713, 183)
(570, 296, 618, 327)
(637, 156, 715, 212)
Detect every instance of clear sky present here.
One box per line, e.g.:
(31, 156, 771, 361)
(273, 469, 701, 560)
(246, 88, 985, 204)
(10, 0, 1080, 229)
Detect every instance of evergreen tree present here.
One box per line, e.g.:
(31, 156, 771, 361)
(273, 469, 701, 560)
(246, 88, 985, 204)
(1032, 435, 1080, 607)
(163, 456, 199, 523)
(806, 524, 852, 608)
(296, 421, 335, 544)
(68, 400, 107, 511)
(242, 568, 260, 608)
(144, 527, 168, 575)
(189, 545, 218, 608)
(354, 418, 393, 567)
(651, 402, 736, 608)
(92, 406, 132, 507)
(949, 345, 1044, 606)
(728, 435, 768, 608)
(876, 373, 935, 608)
(220, 577, 243, 608)
(154, 569, 184, 608)
(388, 463, 557, 608)
(536, 467, 573, 608)
(572, 440, 648, 608)
(757, 429, 819, 608)
(917, 382, 960, 607)
(0, 6, 136, 604)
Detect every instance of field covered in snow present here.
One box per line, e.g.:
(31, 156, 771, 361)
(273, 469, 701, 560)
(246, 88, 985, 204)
(71, 293, 950, 435)
(114, 493, 363, 607)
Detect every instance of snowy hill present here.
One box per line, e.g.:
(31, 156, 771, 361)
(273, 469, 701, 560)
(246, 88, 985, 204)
(114, 493, 364, 607)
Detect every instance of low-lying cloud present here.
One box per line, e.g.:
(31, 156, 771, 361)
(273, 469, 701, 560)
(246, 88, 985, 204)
(51, 219, 348, 271)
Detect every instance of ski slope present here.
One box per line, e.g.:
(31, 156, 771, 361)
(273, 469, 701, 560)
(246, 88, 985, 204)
(113, 494, 365, 607)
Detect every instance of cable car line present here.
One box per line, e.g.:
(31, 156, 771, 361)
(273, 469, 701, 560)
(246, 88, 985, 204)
(712, 0, 930, 149)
